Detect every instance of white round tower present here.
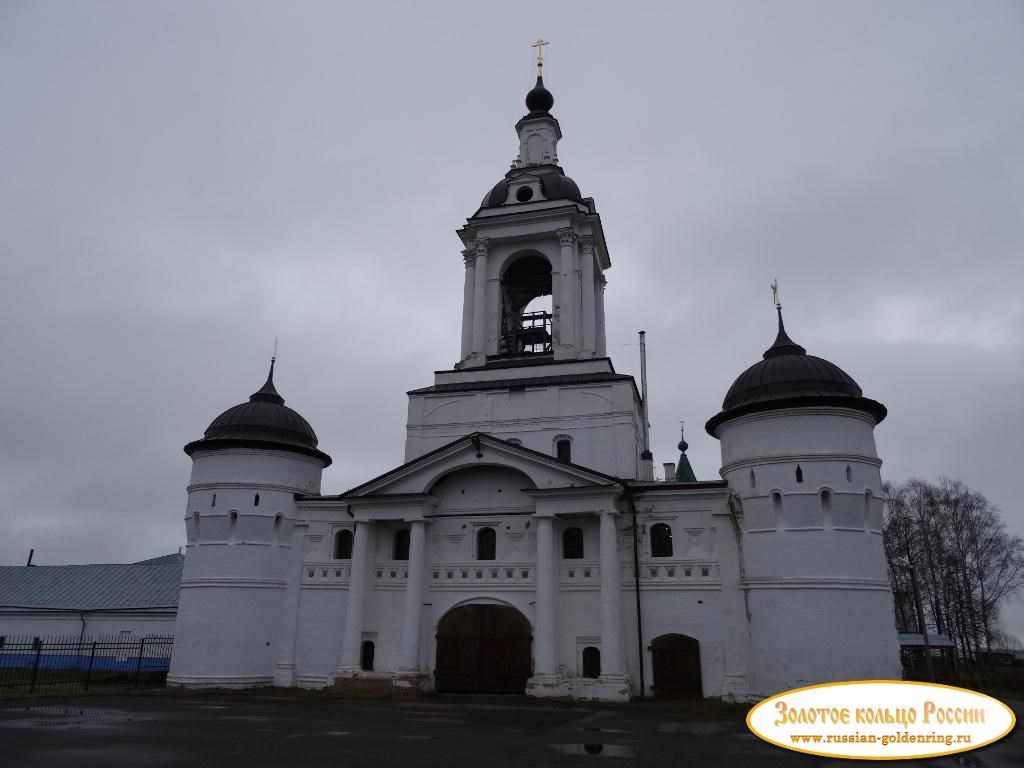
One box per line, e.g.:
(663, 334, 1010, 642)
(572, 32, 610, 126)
(167, 360, 331, 688)
(705, 307, 901, 698)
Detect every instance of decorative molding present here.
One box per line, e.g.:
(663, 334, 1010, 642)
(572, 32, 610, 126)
(556, 228, 576, 247)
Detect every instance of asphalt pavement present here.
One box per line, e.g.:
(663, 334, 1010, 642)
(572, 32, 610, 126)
(0, 692, 1021, 767)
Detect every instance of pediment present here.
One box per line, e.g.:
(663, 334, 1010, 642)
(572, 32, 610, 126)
(342, 432, 618, 499)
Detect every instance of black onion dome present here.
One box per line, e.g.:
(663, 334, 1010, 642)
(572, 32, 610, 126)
(705, 309, 886, 435)
(185, 361, 332, 466)
(525, 75, 554, 114)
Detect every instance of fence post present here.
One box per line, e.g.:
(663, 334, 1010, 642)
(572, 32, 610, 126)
(30, 638, 42, 694)
(85, 641, 97, 692)
(134, 638, 146, 689)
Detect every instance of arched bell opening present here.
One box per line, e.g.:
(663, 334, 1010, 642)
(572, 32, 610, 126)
(499, 254, 553, 356)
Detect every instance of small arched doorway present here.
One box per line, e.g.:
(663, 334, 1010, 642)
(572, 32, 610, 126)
(435, 603, 532, 693)
(650, 633, 702, 698)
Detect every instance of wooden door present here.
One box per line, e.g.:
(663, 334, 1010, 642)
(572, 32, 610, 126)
(435, 604, 532, 693)
(651, 633, 702, 698)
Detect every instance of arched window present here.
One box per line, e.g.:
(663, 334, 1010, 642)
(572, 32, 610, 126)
(477, 527, 496, 560)
(211, 493, 216, 507)
(273, 514, 284, 543)
(192, 511, 200, 540)
(846, 465, 853, 483)
(556, 438, 572, 464)
(392, 529, 410, 561)
(228, 511, 238, 545)
(749, 470, 755, 488)
(360, 640, 375, 671)
(582, 646, 601, 678)
(254, 493, 260, 506)
(864, 490, 873, 530)
(795, 465, 803, 483)
(821, 490, 832, 528)
(334, 530, 353, 560)
(651, 523, 673, 557)
(562, 527, 584, 559)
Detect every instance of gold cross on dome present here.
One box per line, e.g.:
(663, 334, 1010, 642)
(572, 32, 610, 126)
(771, 277, 781, 308)
(531, 38, 549, 76)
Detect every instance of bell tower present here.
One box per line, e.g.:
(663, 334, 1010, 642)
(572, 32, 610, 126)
(405, 52, 643, 478)
(457, 55, 609, 368)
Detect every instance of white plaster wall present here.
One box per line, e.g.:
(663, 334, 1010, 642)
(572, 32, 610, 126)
(406, 378, 643, 478)
(0, 612, 176, 639)
(292, 587, 348, 685)
(746, 588, 902, 696)
(169, 448, 326, 687)
(717, 407, 901, 696)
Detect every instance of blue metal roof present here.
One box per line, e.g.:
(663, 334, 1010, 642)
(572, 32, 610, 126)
(0, 554, 183, 611)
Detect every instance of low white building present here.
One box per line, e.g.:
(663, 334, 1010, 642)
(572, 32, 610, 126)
(0, 554, 183, 639)
(168, 68, 901, 701)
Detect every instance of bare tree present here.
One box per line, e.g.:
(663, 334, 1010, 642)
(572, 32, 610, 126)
(883, 477, 1024, 666)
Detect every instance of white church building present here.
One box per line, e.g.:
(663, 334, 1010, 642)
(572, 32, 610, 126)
(167, 64, 901, 702)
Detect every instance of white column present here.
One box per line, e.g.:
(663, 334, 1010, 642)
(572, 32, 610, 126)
(338, 520, 374, 673)
(596, 276, 607, 358)
(556, 229, 577, 358)
(550, 265, 561, 349)
(460, 249, 475, 362)
(533, 515, 557, 676)
(399, 520, 427, 672)
(599, 510, 625, 676)
(580, 237, 596, 357)
(470, 238, 489, 363)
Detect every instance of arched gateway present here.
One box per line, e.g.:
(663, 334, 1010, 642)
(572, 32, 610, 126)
(650, 633, 703, 698)
(434, 604, 532, 693)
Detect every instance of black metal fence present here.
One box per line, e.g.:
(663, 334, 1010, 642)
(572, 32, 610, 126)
(0, 634, 174, 696)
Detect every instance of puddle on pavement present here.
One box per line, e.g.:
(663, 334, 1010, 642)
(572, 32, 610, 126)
(0, 706, 155, 730)
(393, 734, 441, 740)
(658, 721, 729, 736)
(549, 743, 636, 758)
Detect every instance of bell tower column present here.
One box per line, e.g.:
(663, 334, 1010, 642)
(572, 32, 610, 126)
(555, 229, 578, 359)
(460, 248, 475, 361)
(469, 238, 490, 366)
(580, 236, 597, 357)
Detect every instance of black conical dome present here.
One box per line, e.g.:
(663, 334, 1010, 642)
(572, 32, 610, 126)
(705, 308, 886, 435)
(184, 360, 332, 466)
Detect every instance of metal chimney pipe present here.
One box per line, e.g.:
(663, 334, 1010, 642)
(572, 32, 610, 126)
(639, 331, 654, 480)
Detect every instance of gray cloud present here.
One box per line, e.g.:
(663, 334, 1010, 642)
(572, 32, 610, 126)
(1, 1, 1021, 633)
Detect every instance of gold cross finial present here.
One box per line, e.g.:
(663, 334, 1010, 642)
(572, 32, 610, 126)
(771, 277, 781, 309)
(531, 38, 549, 77)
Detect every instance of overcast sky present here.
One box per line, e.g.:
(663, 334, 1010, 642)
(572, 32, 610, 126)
(1, 1, 1021, 634)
